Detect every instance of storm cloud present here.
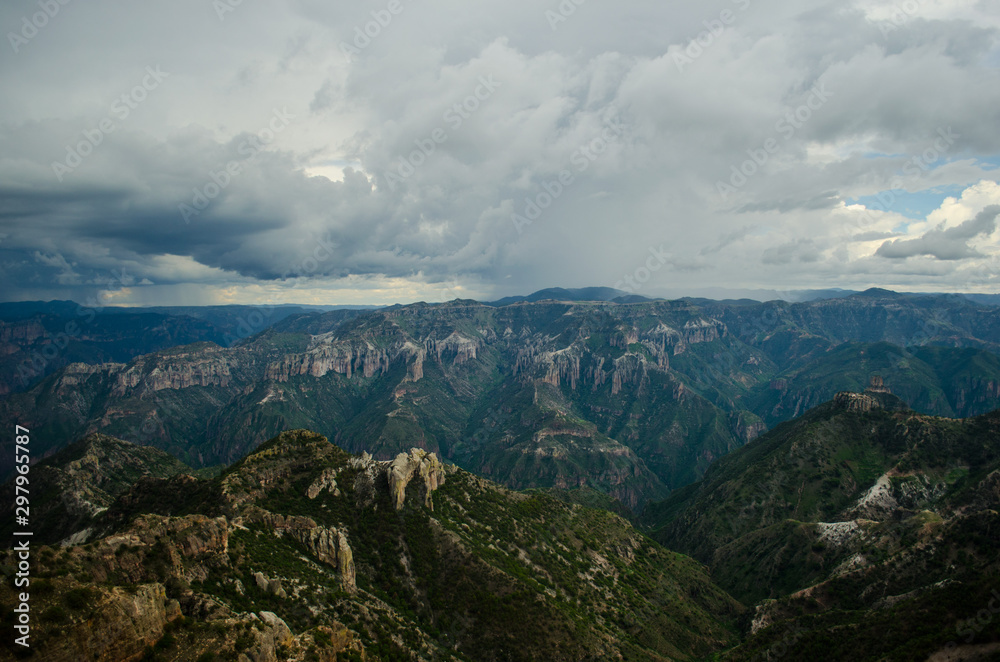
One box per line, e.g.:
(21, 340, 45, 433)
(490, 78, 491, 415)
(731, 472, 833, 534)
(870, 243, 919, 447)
(1, 0, 998, 304)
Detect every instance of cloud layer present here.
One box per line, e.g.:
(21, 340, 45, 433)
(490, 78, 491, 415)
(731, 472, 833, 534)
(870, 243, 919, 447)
(1, 0, 999, 304)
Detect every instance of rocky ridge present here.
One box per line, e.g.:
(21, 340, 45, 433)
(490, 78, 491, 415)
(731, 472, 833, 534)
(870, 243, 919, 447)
(1, 429, 743, 662)
(646, 390, 1000, 661)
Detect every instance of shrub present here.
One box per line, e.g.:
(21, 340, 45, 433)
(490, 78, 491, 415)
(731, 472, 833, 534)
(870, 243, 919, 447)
(65, 587, 94, 610)
(41, 605, 68, 623)
(155, 633, 176, 650)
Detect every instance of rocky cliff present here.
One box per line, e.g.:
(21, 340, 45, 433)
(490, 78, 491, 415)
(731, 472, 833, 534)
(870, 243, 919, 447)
(247, 509, 356, 592)
(385, 448, 447, 510)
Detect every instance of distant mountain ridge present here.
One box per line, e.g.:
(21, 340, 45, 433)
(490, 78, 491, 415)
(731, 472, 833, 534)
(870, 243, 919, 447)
(488, 286, 655, 306)
(0, 303, 372, 395)
(5, 290, 1000, 511)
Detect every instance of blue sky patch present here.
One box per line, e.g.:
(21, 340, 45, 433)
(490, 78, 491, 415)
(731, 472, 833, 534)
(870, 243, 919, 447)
(849, 184, 967, 220)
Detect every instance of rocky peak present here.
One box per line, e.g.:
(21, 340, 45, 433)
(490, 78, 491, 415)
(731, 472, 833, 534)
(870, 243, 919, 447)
(387, 448, 447, 510)
(833, 384, 908, 414)
(865, 375, 891, 394)
(833, 391, 882, 413)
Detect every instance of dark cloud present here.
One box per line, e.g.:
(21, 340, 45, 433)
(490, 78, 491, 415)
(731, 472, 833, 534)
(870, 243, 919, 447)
(737, 191, 842, 214)
(762, 238, 822, 265)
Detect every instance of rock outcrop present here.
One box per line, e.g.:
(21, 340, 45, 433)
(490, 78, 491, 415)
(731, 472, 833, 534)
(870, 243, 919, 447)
(387, 448, 447, 510)
(265, 342, 390, 381)
(307, 467, 341, 499)
(833, 391, 882, 413)
(682, 318, 726, 344)
(249, 511, 357, 592)
(254, 571, 288, 598)
(427, 332, 480, 364)
(30, 584, 182, 662)
(0, 319, 46, 346)
(111, 351, 234, 396)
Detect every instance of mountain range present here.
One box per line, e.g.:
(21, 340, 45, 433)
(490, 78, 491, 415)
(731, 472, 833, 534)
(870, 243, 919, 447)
(2, 388, 998, 660)
(3, 289, 1000, 514)
(0, 302, 372, 396)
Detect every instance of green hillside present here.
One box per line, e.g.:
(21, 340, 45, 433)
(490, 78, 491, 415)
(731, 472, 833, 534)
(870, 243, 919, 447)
(645, 391, 1000, 660)
(0, 430, 743, 661)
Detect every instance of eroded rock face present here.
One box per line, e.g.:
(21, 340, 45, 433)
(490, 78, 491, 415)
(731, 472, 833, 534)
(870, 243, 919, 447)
(387, 448, 446, 511)
(402, 341, 426, 382)
(263, 333, 482, 385)
(32, 584, 180, 662)
(0, 319, 46, 346)
(254, 571, 287, 598)
(834, 391, 881, 413)
(55, 362, 126, 390)
(683, 318, 725, 344)
(249, 511, 357, 592)
(428, 332, 480, 364)
(336, 531, 355, 593)
(111, 351, 234, 396)
(729, 411, 766, 444)
(307, 468, 341, 499)
(265, 343, 390, 381)
(259, 611, 294, 647)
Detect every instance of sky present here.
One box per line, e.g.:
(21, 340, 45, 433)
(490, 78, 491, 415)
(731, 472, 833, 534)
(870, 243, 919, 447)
(1, 0, 999, 306)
